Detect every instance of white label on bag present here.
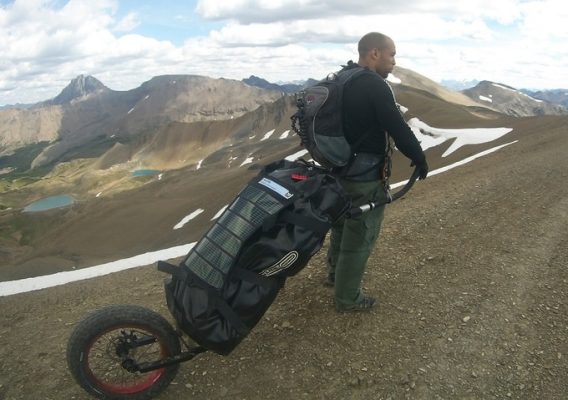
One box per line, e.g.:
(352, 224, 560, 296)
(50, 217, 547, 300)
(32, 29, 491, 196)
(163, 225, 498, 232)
(259, 178, 293, 199)
(259, 251, 299, 277)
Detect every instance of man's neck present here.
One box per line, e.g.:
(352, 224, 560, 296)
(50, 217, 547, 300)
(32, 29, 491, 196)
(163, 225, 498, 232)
(358, 58, 372, 69)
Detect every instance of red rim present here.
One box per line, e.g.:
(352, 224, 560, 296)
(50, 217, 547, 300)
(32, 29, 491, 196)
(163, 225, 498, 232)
(85, 325, 168, 395)
(92, 370, 164, 395)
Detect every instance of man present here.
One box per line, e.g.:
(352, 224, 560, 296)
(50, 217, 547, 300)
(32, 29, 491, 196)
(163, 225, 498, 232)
(327, 32, 428, 312)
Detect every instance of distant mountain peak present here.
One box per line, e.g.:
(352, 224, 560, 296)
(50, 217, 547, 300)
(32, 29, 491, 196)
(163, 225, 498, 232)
(244, 75, 270, 84)
(51, 75, 108, 105)
(462, 80, 568, 117)
(242, 75, 280, 91)
(242, 75, 312, 93)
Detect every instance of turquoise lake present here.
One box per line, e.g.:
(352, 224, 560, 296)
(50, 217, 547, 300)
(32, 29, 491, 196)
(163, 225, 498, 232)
(132, 169, 160, 177)
(23, 195, 75, 212)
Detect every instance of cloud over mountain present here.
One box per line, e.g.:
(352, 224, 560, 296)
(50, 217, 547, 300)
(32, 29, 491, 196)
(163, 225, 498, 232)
(1, 0, 567, 106)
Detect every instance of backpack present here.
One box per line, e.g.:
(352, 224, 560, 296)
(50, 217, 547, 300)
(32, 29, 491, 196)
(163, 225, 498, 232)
(158, 159, 351, 355)
(291, 66, 368, 169)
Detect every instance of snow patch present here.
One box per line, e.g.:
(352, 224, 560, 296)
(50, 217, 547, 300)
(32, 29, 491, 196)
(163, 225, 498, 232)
(211, 205, 228, 220)
(285, 149, 309, 161)
(520, 92, 543, 103)
(492, 83, 517, 93)
(227, 156, 238, 167)
(407, 117, 513, 157)
(387, 74, 402, 84)
(240, 156, 254, 167)
(127, 107, 135, 114)
(390, 141, 518, 189)
(0, 243, 196, 297)
(173, 209, 204, 230)
(479, 95, 493, 103)
(428, 141, 518, 177)
(279, 130, 290, 139)
(261, 129, 275, 141)
(196, 159, 203, 170)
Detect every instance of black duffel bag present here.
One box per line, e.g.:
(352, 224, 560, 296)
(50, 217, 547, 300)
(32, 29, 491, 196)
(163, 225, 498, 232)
(158, 159, 350, 355)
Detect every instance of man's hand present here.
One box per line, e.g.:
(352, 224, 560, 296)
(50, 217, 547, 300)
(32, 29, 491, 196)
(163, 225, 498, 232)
(411, 159, 429, 180)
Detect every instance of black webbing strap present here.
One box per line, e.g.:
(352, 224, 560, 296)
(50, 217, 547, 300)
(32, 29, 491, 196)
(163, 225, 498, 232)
(213, 296, 250, 336)
(157, 261, 184, 279)
(158, 260, 250, 336)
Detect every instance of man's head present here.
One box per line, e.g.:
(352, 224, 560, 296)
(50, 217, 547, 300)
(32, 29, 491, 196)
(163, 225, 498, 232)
(357, 32, 396, 78)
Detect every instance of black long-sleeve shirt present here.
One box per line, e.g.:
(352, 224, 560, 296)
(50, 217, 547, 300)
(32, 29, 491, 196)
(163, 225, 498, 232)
(342, 63, 425, 165)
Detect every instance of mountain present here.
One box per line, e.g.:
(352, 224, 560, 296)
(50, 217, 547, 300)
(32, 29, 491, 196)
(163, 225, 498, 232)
(0, 103, 34, 110)
(0, 68, 546, 175)
(45, 75, 109, 106)
(0, 68, 493, 175)
(0, 74, 284, 168)
(5, 68, 566, 177)
(0, 105, 63, 154)
(389, 66, 488, 109)
(462, 81, 568, 117)
(2, 64, 568, 400)
(0, 76, 110, 155)
(2, 61, 568, 302)
(242, 75, 312, 93)
(244, 68, 489, 112)
(520, 88, 568, 108)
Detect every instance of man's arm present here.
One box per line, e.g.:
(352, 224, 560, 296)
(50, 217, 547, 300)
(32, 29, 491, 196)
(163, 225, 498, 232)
(371, 79, 428, 179)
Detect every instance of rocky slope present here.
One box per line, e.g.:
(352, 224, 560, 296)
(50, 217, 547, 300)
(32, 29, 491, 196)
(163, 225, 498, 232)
(391, 66, 486, 109)
(0, 113, 566, 400)
(0, 106, 62, 151)
(462, 81, 568, 117)
(521, 88, 568, 108)
(0, 74, 284, 168)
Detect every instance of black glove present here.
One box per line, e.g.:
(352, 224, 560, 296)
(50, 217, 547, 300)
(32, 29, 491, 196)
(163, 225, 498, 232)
(411, 158, 429, 180)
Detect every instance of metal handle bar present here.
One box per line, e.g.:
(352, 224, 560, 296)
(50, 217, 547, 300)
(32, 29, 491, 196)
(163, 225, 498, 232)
(345, 167, 421, 219)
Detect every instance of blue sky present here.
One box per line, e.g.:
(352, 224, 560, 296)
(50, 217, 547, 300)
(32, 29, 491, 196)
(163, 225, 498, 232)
(113, 0, 222, 44)
(1, 0, 567, 105)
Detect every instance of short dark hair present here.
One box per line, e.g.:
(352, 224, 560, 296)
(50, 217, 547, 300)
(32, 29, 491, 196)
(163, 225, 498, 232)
(358, 32, 390, 56)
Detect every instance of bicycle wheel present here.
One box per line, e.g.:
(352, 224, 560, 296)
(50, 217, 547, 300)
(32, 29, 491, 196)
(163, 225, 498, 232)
(67, 305, 181, 400)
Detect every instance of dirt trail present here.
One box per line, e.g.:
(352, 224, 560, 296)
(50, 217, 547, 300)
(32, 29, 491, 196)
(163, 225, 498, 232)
(1, 121, 567, 400)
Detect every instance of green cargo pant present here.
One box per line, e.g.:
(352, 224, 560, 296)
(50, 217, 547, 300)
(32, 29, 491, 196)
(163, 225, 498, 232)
(327, 178, 387, 309)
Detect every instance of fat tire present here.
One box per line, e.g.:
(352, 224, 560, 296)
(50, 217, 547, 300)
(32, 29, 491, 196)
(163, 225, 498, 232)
(67, 305, 181, 400)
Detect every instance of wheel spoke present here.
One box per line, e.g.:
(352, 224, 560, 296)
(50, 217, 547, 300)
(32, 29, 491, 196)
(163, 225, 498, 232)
(86, 327, 166, 394)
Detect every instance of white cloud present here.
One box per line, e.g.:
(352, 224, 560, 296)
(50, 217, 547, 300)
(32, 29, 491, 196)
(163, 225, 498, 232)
(0, 0, 184, 103)
(196, 0, 523, 24)
(113, 12, 140, 32)
(519, 0, 568, 39)
(1, 0, 567, 105)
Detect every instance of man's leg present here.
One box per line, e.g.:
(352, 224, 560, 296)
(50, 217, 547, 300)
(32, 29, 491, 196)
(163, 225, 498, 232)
(334, 180, 386, 310)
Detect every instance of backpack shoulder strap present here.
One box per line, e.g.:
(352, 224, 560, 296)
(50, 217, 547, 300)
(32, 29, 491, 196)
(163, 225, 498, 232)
(339, 66, 375, 151)
(336, 65, 367, 84)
